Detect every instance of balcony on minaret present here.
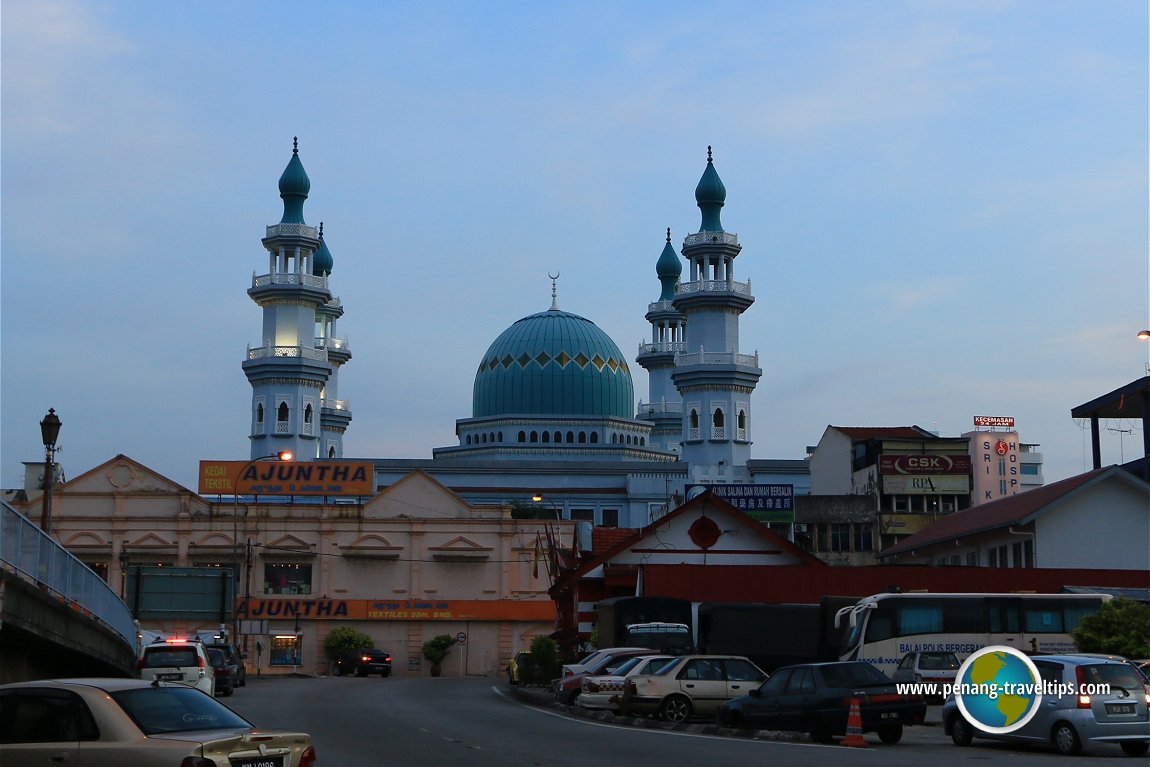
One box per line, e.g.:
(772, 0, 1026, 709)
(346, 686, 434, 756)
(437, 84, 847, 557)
(683, 230, 739, 248)
(316, 336, 352, 363)
(320, 397, 349, 411)
(675, 349, 760, 368)
(251, 272, 329, 291)
(265, 223, 319, 240)
(246, 344, 329, 362)
(675, 278, 752, 297)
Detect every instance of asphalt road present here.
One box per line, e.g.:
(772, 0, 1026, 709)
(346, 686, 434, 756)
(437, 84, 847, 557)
(223, 675, 1139, 766)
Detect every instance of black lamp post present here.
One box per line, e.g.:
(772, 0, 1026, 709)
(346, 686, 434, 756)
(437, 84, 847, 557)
(531, 493, 561, 520)
(232, 451, 293, 641)
(39, 408, 62, 534)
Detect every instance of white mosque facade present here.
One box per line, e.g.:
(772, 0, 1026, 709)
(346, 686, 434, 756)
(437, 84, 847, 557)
(245, 142, 810, 529)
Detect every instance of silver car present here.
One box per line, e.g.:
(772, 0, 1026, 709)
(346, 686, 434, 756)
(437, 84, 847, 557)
(943, 654, 1149, 757)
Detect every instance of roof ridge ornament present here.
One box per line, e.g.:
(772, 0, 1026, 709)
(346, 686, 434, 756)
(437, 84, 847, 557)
(707, 145, 712, 163)
(293, 136, 299, 155)
(549, 271, 560, 310)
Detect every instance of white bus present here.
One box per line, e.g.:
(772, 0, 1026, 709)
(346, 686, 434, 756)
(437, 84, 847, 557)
(835, 592, 1111, 672)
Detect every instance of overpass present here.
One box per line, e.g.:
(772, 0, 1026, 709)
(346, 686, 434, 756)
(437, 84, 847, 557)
(1, 502, 137, 682)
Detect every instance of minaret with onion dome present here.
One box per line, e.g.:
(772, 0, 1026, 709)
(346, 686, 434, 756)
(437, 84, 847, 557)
(636, 228, 686, 454)
(671, 147, 762, 481)
(313, 223, 353, 459)
(242, 138, 342, 461)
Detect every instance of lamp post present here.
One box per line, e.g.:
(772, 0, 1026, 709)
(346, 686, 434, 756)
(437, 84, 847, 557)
(531, 493, 561, 520)
(1140, 330, 1150, 375)
(232, 451, 292, 645)
(39, 408, 62, 535)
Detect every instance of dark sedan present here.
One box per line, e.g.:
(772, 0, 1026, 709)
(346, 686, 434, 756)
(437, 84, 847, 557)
(716, 661, 926, 744)
(332, 648, 393, 677)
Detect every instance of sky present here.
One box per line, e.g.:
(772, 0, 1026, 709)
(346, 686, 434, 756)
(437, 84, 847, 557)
(2, 0, 1147, 493)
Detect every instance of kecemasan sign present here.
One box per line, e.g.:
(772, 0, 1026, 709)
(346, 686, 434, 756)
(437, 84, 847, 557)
(974, 415, 1015, 427)
(878, 455, 972, 475)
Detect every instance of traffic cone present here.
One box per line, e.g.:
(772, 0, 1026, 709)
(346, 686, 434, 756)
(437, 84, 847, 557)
(841, 697, 868, 748)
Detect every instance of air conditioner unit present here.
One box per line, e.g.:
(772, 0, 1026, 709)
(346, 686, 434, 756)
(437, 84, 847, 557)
(793, 523, 808, 533)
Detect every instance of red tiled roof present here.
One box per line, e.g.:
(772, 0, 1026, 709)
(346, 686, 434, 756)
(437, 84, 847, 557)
(880, 467, 1113, 557)
(834, 426, 935, 440)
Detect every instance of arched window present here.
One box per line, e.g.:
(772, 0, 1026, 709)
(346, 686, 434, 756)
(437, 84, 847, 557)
(498, 431, 503, 442)
(328, 446, 336, 458)
(566, 431, 574, 443)
(713, 408, 725, 428)
(578, 432, 586, 443)
(530, 431, 538, 443)
(490, 432, 496, 443)
(481, 433, 487, 444)
(590, 432, 599, 444)
(738, 410, 746, 430)
(690, 410, 699, 429)
(640, 437, 646, 446)
(304, 403, 313, 424)
(466, 435, 472, 445)
(518, 431, 526, 443)
(554, 431, 562, 443)
(542, 431, 550, 443)
(256, 403, 264, 423)
(277, 402, 290, 422)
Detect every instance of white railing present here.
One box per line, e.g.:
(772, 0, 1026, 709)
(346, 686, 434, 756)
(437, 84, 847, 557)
(252, 272, 328, 290)
(265, 223, 319, 239)
(0, 503, 136, 650)
(712, 427, 726, 439)
(637, 400, 682, 415)
(684, 230, 739, 247)
(676, 278, 752, 296)
(638, 341, 686, 355)
(647, 300, 677, 313)
(247, 345, 328, 362)
(675, 350, 760, 367)
(315, 337, 350, 352)
(321, 398, 349, 411)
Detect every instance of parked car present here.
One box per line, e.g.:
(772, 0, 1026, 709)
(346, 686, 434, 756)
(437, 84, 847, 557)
(332, 648, 393, 677)
(943, 654, 1150, 757)
(0, 678, 317, 766)
(561, 647, 654, 678)
(577, 655, 676, 711)
(136, 637, 214, 696)
(555, 648, 657, 705)
(206, 648, 235, 697)
(717, 661, 927, 743)
(892, 650, 961, 702)
(508, 651, 536, 686)
(206, 642, 247, 687)
(619, 654, 768, 723)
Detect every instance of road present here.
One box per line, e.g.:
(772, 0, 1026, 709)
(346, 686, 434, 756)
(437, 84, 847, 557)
(224, 675, 1137, 766)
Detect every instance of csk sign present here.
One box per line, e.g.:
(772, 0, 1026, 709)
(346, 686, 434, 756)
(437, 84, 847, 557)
(198, 460, 375, 496)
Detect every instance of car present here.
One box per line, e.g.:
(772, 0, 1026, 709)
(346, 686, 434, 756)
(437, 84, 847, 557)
(206, 648, 235, 697)
(892, 650, 961, 702)
(508, 651, 536, 686)
(0, 678, 317, 766)
(332, 647, 393, 677)
(717, 661, 927, 743)
(206, 642, 247, 687)
(577, 654, 676, 711)
(943, 654, 1150, 757)
(619, 654, 768, 723)
(561, 646, 654, 678)
(137, 637, 214, 696)
(555, 648, 657, 705)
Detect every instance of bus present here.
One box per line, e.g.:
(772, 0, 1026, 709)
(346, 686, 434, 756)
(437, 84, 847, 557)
(835, 592, 1111, 672)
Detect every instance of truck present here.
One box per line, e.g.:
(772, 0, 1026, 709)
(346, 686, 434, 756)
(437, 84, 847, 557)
(697, 600, 855, 673)
(595, 596, 695, 653)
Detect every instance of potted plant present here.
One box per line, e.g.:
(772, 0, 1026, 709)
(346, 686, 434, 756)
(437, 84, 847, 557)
(422, 634, 456, 677)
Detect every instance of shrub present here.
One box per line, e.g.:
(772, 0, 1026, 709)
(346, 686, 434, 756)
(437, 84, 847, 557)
(323, 626, 374, 661)
(527, 636, 561, 685)
(1072, 597, 1150, 659)
(422, 634, 457, 665)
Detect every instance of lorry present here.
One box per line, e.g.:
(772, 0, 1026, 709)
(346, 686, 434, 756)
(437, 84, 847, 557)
(595, 596, 695, 654)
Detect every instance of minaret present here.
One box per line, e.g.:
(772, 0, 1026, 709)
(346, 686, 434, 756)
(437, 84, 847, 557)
(242, 138, 335, 461)
(671, 147, 762, 481)
(636, 228, 685, 454)
(313, 223, 353, 459)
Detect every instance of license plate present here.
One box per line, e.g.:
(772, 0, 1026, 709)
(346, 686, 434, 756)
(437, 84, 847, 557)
(158, 673, 183, 681)
(232, 757, 284, 767)
(1107, 703, 1136, 715)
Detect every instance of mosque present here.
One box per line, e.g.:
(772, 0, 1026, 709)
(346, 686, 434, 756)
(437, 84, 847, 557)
(247, 141, 810, 530)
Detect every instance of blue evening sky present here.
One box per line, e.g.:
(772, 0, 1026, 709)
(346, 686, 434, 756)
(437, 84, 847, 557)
(2, 0, 1147, 491)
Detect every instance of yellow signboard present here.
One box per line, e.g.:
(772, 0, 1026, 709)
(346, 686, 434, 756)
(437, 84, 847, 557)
(198, 461, 375, 496)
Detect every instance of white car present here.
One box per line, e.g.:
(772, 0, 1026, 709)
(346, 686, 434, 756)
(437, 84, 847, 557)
(578, 655, 676, 711)
(561, 647, 654, 678)
(0, 678, 317, 766)
(137, 637, 214, 696)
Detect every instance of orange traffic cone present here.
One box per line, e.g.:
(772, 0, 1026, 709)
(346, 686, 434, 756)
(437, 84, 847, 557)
(841, 697, 868, 748)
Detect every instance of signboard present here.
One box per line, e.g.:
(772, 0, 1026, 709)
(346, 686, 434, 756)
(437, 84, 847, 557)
(973, 415, 1015, 427)
(882, 475, 970, 494)
(685, 483, 794, 523)
(126, 567, 233, 621)
(198, 460, 374, 496)
(879, 455, 972, 475)
(879, 514, 941, 535)
(972, 432, 1022, 503)
(235, 598, 555, 622)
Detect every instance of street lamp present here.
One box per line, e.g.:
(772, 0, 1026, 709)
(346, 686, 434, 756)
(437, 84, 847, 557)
(232, 451, 292, 642)
(531, 493, 561, 520)
(1140, 330, 1150, 375)
(39, 408, 62, 535)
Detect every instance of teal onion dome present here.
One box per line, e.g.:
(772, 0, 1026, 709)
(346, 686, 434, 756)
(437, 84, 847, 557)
(313, 223, 333, 276)
(656, 228, 681, 301)
(278, 138, 311, 224)
(695, 145, 725, 232)
(473, 309, 634, 419)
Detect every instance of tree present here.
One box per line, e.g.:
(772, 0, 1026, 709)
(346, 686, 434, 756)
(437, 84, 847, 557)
(527, 635, 561, 685)
(323, 626, 375, 661)
(1071, 598, 1150, 659)
(422, 634, 457, 676)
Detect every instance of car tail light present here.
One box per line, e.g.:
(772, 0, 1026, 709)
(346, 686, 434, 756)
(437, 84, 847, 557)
(585, 681, 600, 693)
(136, 658, 145, 670)
(197, 655, 205, 669)
(1075, 667, 1091, 709)
(385, 656, 392, 662)
(300, 746, 317, 767)
(362, 655, 371, 662)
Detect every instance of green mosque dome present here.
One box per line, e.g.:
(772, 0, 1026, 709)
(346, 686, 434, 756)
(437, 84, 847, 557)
(473, 308, 634, 419)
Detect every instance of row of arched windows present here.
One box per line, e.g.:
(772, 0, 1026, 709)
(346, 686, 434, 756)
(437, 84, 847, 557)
(687, 407, 747, 431)
(255, 402, 314, 425)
